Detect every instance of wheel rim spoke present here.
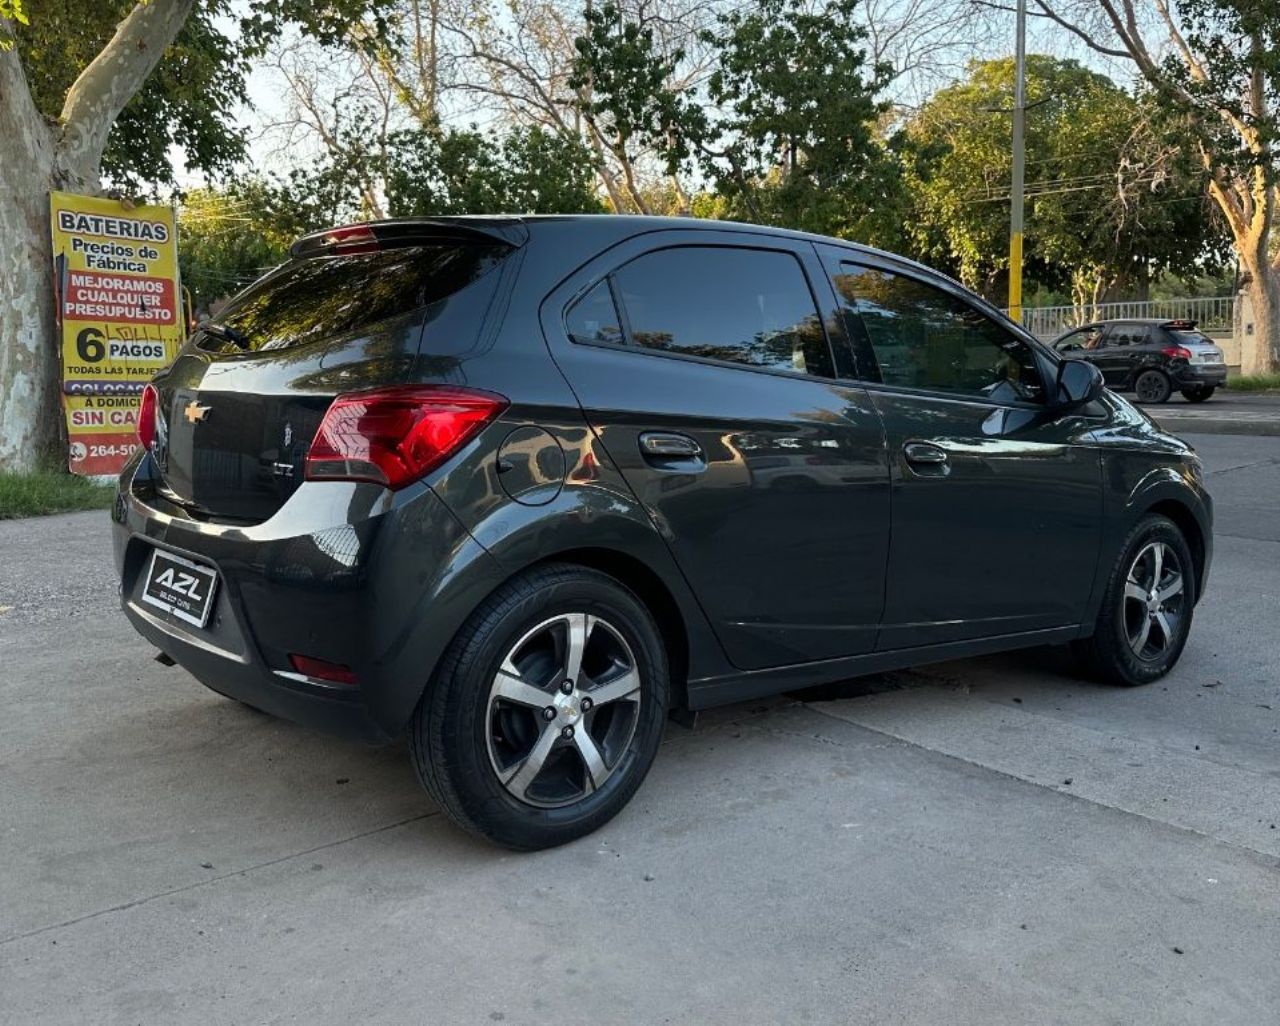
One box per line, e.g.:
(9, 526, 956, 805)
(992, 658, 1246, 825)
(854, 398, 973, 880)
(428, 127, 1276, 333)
(492, 670, 551, 709)
(1157, 572, 1183, 604)
(1129, 615, 1151, 655)
(1153, 610, 1175, 646)
(586, 667, 641, 707)
(503, 724, 558, 797)
(1124, 579, 1147, 603)
(561, 612, 592, 687)
(1150, 543, 1164, 587)
(574, 729, 608, 793)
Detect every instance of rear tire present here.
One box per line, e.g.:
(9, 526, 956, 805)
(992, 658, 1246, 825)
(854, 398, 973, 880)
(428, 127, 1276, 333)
(410, 564, 669, 850)
(1072, 514, 1195, 686)
(1180, 386, 1215, 403)
(1134, 370, 1172, 404)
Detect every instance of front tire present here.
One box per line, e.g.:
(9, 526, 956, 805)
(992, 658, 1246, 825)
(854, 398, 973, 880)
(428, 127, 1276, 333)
(1180, 386, 1215, 403)
(1073, 514, 1195, 686)
(1134, 369, 1172, 404)
(410, 564, 669, 850)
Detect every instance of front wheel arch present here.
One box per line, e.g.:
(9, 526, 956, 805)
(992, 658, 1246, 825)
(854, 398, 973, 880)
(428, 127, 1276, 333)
(1145, 499, 1206, 603)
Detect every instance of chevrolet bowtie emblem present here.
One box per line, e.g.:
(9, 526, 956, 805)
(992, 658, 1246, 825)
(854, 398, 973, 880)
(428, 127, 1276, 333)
(184, 401, 211, 424)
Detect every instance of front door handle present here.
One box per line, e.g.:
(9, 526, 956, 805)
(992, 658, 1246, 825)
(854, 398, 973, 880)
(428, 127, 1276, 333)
(903, 441, 948, 466)
(639, 432, 702, 459)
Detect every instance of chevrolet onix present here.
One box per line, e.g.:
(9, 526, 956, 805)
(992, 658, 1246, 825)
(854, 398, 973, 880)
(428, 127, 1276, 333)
(114, 217, 1213, 849)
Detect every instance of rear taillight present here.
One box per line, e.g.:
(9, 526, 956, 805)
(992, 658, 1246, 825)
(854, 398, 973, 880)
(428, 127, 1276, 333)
(1162, 345, 1192, 361)
(304, 385, 508, 489)
(137, 384, 159, 449)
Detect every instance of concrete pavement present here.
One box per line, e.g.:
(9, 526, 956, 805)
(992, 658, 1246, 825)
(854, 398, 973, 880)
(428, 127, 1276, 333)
(1, 433, 1277, 1025)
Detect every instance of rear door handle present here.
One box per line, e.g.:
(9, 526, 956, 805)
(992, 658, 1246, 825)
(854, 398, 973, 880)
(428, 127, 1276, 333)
(640, 432, 702, 458)
(903, 441, 948, 466)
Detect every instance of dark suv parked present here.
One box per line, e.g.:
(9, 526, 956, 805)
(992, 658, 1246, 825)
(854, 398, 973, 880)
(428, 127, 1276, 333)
(1050, 318, 1227, 403)
(114, 217, 1212, 849)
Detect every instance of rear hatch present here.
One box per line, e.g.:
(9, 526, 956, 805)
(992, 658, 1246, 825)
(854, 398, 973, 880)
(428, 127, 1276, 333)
(150, 220, 522, 523)
(1167, 325, 1225, 365)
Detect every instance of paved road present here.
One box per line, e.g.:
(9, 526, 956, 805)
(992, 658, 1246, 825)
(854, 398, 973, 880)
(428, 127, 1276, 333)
(1149, 390, 1280, 436)
(2, 433, 1277, 1025)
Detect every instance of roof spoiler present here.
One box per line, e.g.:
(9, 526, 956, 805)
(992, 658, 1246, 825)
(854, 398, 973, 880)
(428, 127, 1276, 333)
(1162, 318, 1198, 330)
(290, 217, 530, 259)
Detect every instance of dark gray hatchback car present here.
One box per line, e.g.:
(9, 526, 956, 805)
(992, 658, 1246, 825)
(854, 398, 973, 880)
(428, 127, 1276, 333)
(114, 216, 1213, 849)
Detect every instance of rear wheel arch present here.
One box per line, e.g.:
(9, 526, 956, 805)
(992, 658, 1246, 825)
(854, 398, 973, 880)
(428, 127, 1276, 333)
(525, 547, 692, 712)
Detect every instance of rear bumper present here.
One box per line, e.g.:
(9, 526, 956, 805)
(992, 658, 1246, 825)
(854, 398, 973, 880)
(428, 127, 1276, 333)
(1171, 364, 1227, 387)
(113, 451, 506, 742)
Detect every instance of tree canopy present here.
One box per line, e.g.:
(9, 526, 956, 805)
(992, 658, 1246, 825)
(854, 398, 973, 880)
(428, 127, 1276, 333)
(904, 55, 1227, 306)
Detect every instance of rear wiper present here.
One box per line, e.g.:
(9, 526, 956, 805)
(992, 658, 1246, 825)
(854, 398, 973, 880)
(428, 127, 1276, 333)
(200, 323, 250, 350)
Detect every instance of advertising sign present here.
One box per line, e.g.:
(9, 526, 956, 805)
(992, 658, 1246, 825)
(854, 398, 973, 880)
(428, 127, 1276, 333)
(50, 191, 184, 476)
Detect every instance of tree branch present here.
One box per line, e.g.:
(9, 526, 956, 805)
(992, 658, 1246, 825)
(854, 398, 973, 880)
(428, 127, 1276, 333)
(59, 0, 196, 172)
(1025, 1, 1129, 58)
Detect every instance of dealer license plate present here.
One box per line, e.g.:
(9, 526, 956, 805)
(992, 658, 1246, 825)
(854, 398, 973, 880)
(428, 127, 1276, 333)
(141, 549, 219, 628)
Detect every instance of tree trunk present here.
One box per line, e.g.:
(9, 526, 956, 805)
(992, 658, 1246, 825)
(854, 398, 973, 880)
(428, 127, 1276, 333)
(0, 170, 61, 472)
(1241, 265, 1280, 376)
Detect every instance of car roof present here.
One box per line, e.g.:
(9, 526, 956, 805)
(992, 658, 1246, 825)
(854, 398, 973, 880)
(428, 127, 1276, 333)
(1057, 318, 1200, 334)
(301, 213, 947, 279)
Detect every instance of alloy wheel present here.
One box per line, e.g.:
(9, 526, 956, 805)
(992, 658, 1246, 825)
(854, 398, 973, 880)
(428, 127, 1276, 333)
(1134, 371, 1170, 403)
(1122, 540, 1185, 661)
(485, 612, 642, 808)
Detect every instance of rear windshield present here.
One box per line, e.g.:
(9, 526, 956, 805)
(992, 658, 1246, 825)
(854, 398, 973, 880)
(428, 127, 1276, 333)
(1169, 329, 1215, 346)
(197, 243, 508, 354)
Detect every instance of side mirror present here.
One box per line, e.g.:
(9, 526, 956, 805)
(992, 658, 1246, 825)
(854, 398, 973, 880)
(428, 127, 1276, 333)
(1056, 358, 1104, 408)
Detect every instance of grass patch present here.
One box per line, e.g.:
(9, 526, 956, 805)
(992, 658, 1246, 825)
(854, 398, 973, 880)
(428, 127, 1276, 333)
(1227, 373, 1280, 392)
(0, 470, 115, 519)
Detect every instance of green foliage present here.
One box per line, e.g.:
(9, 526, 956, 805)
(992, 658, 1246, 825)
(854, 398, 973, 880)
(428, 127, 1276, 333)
(903, 56, 1227, 303)
(569, 0, 900, 238)
(13, 0, 391, 190)
(0, 469, 114, 518)
(384, 125, 606, 217)
(1225, 372, 1280, 391)
(179, 124, 604, 308)
(701, 0, 895, 237)
(1153, 0, 1280, 179)
(177, 184, 299, 310)
(569, 3, 706, 177)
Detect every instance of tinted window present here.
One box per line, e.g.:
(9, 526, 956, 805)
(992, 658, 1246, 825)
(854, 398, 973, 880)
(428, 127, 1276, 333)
(833, 263, 1044, 402)
(565, 279, 623, 346)
(1106, 324, 1151, 348)
(1055, 326, 1104, 352)
(200, 244, 508, 353)
(611, 247, 834, 377)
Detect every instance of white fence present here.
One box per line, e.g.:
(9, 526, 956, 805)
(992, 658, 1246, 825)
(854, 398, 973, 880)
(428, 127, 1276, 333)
(1020, 296, 1236, 340)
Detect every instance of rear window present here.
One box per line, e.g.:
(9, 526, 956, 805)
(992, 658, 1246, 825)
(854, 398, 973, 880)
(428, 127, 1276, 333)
(1169, 329, 1214, 346)
(197, 244, 508, 354)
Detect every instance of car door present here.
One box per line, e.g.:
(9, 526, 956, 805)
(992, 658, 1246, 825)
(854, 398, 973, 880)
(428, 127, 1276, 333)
(541, 230, 891, 670)
(1095, 323, 1151, 388)
(816, 245, 1103, 650)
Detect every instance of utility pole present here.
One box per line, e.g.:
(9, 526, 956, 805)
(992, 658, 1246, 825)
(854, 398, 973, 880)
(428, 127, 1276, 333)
(1008, 0, 1027, 323)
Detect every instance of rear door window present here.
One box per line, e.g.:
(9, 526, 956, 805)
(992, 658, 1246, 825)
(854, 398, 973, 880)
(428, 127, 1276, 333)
(199, 244, 508, 354)
(606, 246, 834, 378)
